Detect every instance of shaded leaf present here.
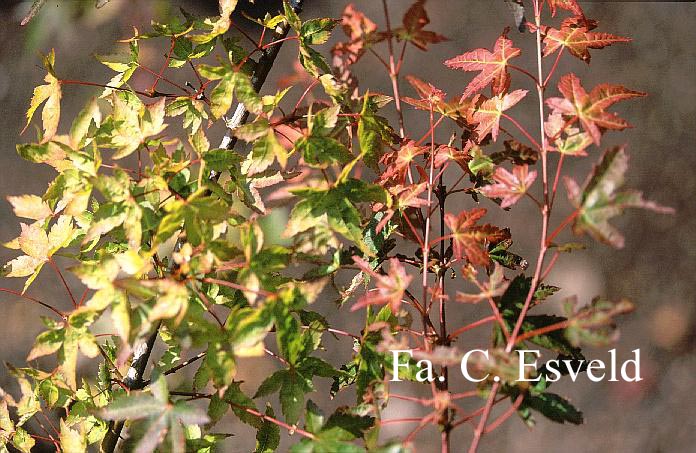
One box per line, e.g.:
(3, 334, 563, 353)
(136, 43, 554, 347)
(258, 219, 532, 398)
(394, 0, 447, 51)
(565, 146, 673, 248)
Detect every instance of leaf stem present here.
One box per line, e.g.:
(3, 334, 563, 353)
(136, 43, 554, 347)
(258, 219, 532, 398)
(382, 0, 405, 138)
(228, 400, 317, 439)
(543, 47, 565, 88)
(509, 64, 539, 85)
(0, 288, 65, 318)
(149, 37, 178, 94)
(448, 315, 496, 341)
(501, 113, 542, 151)
(139, 62, 190, 95)
(202, 277, 275, 297)
(514, 319, 571, 344)
(48, 257, 77, 308)
(546, 209, 580, 245)
(550, 153, 566, 209)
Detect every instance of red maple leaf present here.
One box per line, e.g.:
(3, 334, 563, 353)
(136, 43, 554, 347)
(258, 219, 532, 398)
(333, 4, 381, 65)
(541, 17, 630, 63)
(403, 75, 477, 126)
(388, 183, 429, 210)
(402, 75, 447, 110)
(546, 74, 645, 145)
(351, 256, 413, 312)
(472, 89, 528, 142)
(395, 0, 448, 51)
(444, 208, 510, 266)
(546, 0, 584, 17)
(479, 165, 537, 208)
(444, 30, 521, 99)
(431, 144, 471, 171)
(378, 140, 427, 185)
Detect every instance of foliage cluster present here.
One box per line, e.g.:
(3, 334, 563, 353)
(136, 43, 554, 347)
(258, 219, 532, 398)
(1, 0, 672, 452)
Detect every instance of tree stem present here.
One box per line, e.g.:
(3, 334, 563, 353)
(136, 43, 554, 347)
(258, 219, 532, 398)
(468, 2, 550, 450)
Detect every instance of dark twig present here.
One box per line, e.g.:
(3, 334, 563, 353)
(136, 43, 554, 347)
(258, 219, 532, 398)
(101, 322, 160, 453)
(209, 0, 305, 180)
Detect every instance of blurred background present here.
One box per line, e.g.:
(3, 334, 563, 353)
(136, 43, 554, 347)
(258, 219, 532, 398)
(0, 0, 693, 452)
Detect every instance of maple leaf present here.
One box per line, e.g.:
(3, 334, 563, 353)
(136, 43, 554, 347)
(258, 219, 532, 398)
(546, 74, 645, 145)
(388, 182, 429, 210)
(472, 89, 528, 142)
(563, 296, 634, 347)
(6, 195, 53, 221)
(457, 263, 510, 303)
(27, 310, 101, 390)
(491, 140, 539, 165)
(247, 171, 285, 215)
(432, 144, 471, 172)
(24, 49, 62, 140)
(394, 0, 447, 51)
(444, 30, 521, 99)
(402, 75, 476, 125)
(108, 93, 168, 159)
(351, 257, 412, 313)
(564, 146, 674, 248)
(4, 216, 75, 292)
(479, 165, 537, 208)
(333, 4, 380, 65)
(545, 112, 593, 156)
(541, 18, 630, 63)
(444, 208, 510, 266)
(100, 374, 209, 452)
(402, 75, 447, 110)
(377, 140, 426, 185)
(546, 0, 584, 17)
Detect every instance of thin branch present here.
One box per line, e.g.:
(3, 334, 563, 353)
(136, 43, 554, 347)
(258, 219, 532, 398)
(228, 400, 316, 439)
(48, 258, 77, 308)
(515, 319, 571, 344)
(0, 288, 65, 318)
(448, 315, 496, 341)
(483, 393, 525, 433)
(380, 417, 426, 426)
(469, 2, 551, 450)
(382, 0, 406, 138)
(202, 277, 275, 297)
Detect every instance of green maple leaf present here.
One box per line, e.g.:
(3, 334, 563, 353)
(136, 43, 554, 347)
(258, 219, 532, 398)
(290, 401, 374, 453)
(286, 179, 390, 255)
(100, 374, 209, 453)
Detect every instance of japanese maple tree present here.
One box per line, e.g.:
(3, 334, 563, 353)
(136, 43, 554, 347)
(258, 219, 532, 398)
(0, 0, 672, 452)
